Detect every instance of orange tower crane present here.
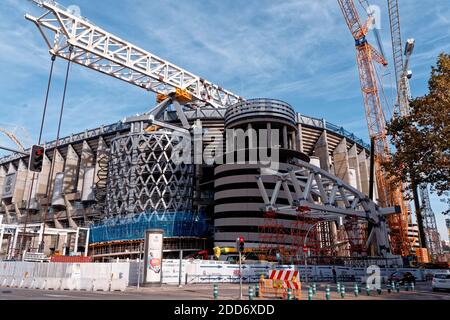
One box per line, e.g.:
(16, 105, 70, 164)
(337, 0, 410, 256)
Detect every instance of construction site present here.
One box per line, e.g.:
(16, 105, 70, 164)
(0, 0, 449, 299)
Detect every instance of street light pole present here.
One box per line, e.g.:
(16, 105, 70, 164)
(303, 221, 321, 284)
(303, 219, 339, 284)
(137, 242, 143, 289)
(178, 249, 183, 288)
(239, 250, 243, 300)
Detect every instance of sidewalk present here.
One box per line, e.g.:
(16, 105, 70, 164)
(124, 282, 449, 300)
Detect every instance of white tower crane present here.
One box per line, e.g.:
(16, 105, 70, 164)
(26, 0, 243, 110)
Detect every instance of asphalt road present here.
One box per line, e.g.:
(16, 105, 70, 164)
(0, 282, 449, 300)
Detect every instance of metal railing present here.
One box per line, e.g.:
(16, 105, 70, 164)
(185, 274, 261, 285)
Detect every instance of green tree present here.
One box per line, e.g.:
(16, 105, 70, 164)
(385, 53, 450, 214)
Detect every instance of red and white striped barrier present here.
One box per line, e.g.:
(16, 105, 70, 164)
(269, 270, 299, 281)
(283, 280, 300, 290)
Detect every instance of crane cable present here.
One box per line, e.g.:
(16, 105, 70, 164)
(40, 46, 74, 252)
(20, 54, 56, 255)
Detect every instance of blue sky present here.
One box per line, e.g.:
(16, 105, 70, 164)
(0, 0, 449, 239)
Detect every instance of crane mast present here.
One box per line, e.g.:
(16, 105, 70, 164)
(337, 0, 410, 256)
(26, 1, 242, 109)
(387, 0, 443, 261)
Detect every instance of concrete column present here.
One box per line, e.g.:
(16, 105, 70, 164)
(0, 166, 6, 198)
(63, 144, 79, 194)
(1, 201, 11, 224)
(0, 225, 4, 255)
(12, 160, 28, 208)
(74, 228, 79, 254)
(14, 203, 24, 222)
(94, 137, 108, 184)
(348, 168, 357, 189)
(36, 154, 51, 197)
(53, 214, 64, 229)
(358, 150, 370, 196)
(61, 233, 68, 256)
(348, 144, 362, 191)
(9, 227, 19, 259)
(50, 149, 65, 194)
(22, 169, 34, 206)
(37, 223, 44, 249)
(290, 131, 296, 151)
(283, 125, 288, 149)
(64, 195, 78, 228)
(22, 170, 40, 209)
(332, 138, 350, 184)
(266, 122, 272, 148)
(297, 123, 304, 153)
(77, 141, 94, 194)
(313, 131, 332, 172)
(84, 228, 90, 257)
(247, 123, 254, 149)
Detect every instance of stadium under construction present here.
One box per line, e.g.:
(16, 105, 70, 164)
(0, 0, 439, 266)
(0, 96, 399, 263)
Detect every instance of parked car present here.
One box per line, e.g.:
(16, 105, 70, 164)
(432, 273, 450, 292)
(388, 271, 416, 285)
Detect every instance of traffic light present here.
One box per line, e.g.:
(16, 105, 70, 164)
(237, 236, 245, 252)
(29, 145, 45, 172)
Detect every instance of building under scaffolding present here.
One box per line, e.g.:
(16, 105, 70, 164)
(88, 210, 210, 261)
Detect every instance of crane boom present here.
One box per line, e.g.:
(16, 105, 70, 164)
(337, 0, 389, 162)
(0, 128, 25, 151)
(25, 1, 242, 109)
(337, 0, 410, 256)
(387, 0, 408, 116)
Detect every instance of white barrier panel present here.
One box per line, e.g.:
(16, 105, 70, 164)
(92, 279, 110, 291)
(0, 261, 445, 289)
(45, 278, 63, 290)
(61, 278, 75, 290)
(162, 260, 188, 284)
(78, 278, 93, 291)
(8, 277, 18, 288)
(31, 277, 46, 290)
(111, 263, 131, 282)
(110, 278, 127, 291)
(2, 276, 13, 287)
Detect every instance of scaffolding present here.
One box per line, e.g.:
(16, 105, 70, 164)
(342, 218, 368, 257)
(288, 213, 321, 264)
(0, 220, 89, 260)
(89, 210, 209, 244)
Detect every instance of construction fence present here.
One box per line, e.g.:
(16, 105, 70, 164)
(138, 260, 447, 285)
(0, 261, 448, 292)
(0, 261, 131, 291)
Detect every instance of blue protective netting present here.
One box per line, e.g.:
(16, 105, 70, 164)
(89, 211, 209, 243)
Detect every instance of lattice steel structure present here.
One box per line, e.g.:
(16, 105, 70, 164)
(257, 210, 287, 262)
(343, 218, 368, 256)
(106, 132, 194, 216)
(256, 158, 400, 258)
(420, 185, 443, 261)
(338, 0, 410, 256)
(26, 1, 242, 109)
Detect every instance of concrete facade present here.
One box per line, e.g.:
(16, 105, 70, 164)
(0, 107, 373, 258)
